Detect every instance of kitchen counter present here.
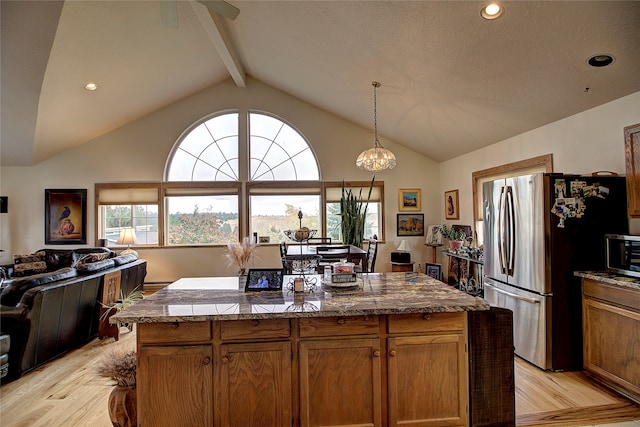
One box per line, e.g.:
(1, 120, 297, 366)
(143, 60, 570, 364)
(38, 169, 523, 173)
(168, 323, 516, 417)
(120, 273, 500, 427)
(575, 271, 640, 291)
(111, 272, 489, 324)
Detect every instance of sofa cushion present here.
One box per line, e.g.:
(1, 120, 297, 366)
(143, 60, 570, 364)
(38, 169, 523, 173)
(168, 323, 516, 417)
(13, 252, 47, 277)
(112, 253, 138, 266)
(0, 267, 77, 306)
(73, 252, 110, 267)
(41, 250, 74, 271)
(75, 258, 115, 274)
(71, 247, 114, 265)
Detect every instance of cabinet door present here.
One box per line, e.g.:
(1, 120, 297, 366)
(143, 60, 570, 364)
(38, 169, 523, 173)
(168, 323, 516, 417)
(388, 335, 468, 427)
(138, 345, 213, 427)
(625, 122, 640, 217)
(299, 338, 382, 427)
(217, 341, 292, 427)
(583, 297, 640, 399)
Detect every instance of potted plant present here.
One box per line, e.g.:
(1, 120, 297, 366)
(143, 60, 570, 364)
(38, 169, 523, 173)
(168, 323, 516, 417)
(340, 176, 375, 248)
(97, 348, 137, 427)
(437, 225, 467, 251)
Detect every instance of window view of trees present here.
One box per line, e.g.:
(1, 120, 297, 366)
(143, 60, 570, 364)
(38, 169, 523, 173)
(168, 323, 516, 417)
(167, 206, 237, 245)
(103, 205, 158, 245)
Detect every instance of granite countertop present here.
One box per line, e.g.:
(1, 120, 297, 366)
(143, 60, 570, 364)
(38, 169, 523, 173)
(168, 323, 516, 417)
(575, 271, 640, 291)
(111, 272, 489, 324)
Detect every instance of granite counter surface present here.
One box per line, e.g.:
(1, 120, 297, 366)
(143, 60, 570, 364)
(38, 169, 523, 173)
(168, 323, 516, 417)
(111, 272, 489, 323)
(575, 271, 640, 291)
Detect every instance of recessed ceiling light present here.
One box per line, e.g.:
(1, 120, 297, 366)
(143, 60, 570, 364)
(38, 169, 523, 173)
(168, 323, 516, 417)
(587, 54, 615, 68)
(481, 3, 503, 20)
(84, 82, 98, 91)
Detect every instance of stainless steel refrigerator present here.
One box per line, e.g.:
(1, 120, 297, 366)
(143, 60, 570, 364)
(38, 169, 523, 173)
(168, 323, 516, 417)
(483, 173, 628, 371)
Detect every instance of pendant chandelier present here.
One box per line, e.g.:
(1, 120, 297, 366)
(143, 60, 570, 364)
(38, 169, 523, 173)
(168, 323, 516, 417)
(355, 81, 397, 172)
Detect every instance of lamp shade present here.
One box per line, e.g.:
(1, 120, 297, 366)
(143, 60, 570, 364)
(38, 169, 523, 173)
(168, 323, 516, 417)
(397, 240, 409, 252)
(117, 228, 137, 246)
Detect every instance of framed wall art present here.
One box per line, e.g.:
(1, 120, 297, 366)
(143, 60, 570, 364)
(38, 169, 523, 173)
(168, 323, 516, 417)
(45, 189, 87, 244)
(398, 188, 421, 211)
(444, 189, 460, 220)
(397, 213, 424, 236)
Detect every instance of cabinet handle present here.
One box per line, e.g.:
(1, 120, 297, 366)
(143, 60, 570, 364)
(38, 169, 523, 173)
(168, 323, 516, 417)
(251, 319, 260, 327)
(222, 356, 230, 364)
(389, 350, 397, 357)
(423, 314, 431, 320)
(337, 318, 346, 325)
(171, 322, 180, 329)
(202, 357, 211, 365)
(373, 350, 380, 357)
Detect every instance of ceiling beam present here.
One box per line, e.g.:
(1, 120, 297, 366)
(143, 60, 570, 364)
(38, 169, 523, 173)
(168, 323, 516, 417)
(189, 1, 246, 88)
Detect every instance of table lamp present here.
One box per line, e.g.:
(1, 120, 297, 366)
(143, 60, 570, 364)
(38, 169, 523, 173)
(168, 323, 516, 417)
(117, 228, 138, 256)
(397, 240, 409, 252)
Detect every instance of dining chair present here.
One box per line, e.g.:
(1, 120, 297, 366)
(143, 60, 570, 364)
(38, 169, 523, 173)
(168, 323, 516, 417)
(307, 237, 332, 245)
(356, 239, 378, 273)
(316, 245, 350, 273)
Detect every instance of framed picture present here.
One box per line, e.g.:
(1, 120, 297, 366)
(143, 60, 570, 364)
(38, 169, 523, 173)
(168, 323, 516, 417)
(245, 268, 285, 291)
(45, 189, 87, 244)
(444, 189, 460, 220)
(425, 263, 442, 281)
(397, 213, 424, 236)
(425, 224, 444, 245)
(398, 188, 421, 211)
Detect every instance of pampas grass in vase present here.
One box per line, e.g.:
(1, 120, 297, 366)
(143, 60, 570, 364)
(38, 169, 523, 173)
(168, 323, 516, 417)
(226, 236, 256, 276)
(97, 348, 137, 427)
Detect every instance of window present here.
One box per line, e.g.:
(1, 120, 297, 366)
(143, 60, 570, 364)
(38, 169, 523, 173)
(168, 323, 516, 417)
(96, 184, 160, 246)
(324, 181, 385, 241)
(97, 110, 387, 247)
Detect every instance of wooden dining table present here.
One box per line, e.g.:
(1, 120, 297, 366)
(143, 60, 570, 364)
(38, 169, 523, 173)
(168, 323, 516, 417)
(286, 244, 367, 268)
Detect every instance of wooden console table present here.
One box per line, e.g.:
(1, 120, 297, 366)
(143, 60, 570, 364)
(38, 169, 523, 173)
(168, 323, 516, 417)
(391, 261, 414, 272)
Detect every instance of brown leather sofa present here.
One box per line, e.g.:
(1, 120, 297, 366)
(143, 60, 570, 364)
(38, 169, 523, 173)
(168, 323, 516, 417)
(0, 248, 146, 381)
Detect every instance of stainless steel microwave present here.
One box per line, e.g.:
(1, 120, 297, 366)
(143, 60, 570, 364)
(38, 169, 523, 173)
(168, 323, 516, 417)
(605, 234, 640, 278)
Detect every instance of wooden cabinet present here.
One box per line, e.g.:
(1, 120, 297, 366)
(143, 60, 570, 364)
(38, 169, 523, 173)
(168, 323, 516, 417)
(624, 123, 640, 217)
(299, 338, 382, 426)
(582, 279, 640, 404)
(391, 261, 414, 272)
(137, 322, 213, 427)
(387, 313, 469, 427)
(218, 341, 292, 426)
(136, 314, 471, 427)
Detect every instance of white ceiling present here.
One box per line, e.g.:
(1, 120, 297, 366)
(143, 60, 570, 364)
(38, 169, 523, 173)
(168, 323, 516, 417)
(2, 0, 640, 167)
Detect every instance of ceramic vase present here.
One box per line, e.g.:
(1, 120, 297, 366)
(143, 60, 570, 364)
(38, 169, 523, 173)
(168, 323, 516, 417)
(108, 385, 137, 427)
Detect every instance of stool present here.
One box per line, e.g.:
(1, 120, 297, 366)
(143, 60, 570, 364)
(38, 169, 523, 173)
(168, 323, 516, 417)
(0, 334, 10, 380)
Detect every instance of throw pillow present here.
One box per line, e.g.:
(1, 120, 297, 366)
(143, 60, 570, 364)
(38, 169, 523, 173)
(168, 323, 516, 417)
(13, 251, 47, 277)
(72, 252, 110, 267)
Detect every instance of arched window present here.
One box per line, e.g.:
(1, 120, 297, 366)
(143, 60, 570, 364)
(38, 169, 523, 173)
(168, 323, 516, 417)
(162, 110, 321, 245)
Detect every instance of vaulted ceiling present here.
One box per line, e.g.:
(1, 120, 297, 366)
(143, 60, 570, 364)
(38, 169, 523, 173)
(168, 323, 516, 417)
(2, 1, 639, 167)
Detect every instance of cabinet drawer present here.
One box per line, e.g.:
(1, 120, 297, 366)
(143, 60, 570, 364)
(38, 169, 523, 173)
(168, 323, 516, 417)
(299, 315, 379, 338)
(220, 318, 291, 341)
(583, 279, 640, 311)
(388, 312, 465, 334)
(138, 321, 212, 344)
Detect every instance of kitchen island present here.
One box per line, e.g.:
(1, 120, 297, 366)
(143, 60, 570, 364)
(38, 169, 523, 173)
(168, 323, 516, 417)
(113, 272, 492, 427)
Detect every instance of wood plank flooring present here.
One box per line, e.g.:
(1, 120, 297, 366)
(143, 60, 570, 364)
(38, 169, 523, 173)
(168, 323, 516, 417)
(1, 328, 639, 426)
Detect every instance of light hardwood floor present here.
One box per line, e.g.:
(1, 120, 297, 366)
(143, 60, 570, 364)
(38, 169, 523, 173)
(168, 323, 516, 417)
(1, 328, 639, 426)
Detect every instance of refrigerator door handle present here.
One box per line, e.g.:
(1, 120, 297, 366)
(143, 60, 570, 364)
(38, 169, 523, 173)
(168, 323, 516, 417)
(505, 186, 515, 276)
(498, 186, 508, 275)
(489, 285, 540, 304)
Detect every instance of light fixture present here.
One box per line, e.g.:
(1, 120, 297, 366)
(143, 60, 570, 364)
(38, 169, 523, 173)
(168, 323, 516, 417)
(84, 82, 98, 91)
(481, 3, 503, 20)
(356, 81, 397, 172)
(587, 54, 615, 68)
(117, 227, 138, 256)
(397, 240, 409, 252)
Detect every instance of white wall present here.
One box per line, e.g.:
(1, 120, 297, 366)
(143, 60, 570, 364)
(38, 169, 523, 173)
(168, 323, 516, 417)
(0, 78, 439, 282)
(437, 91, 640, 267)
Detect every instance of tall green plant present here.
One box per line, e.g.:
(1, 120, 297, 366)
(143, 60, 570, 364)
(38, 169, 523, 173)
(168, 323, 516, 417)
(340, 176, 375, 247)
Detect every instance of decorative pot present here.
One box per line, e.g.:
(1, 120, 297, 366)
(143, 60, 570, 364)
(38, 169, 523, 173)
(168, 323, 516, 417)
(108, 385, 137, 427)
(448, 240, 463, 251)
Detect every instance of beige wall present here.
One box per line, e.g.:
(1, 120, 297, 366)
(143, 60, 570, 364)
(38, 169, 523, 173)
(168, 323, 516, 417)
(0, 78, 439, 281)
(1, 81, 637, 283)
(436, 91, 640, 267)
